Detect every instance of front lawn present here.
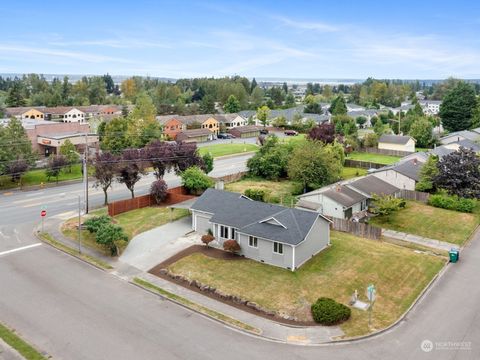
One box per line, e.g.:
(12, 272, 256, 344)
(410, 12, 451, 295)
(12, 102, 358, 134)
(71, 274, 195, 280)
(167, 231, 445, 337)
(347, 152, 401, 165)
(198, 143, 258, 158)
(369, 201, 478, 245)
(225, 177, 302, 206)
(62, 206, 190, 254)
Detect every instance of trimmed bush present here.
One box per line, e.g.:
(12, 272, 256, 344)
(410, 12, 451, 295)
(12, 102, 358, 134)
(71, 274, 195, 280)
(83, 215, 111, 233)
(95, 223, 129, 256)
(150, 179, 168, 204)
(180, 166, 214, 195)
(428, 194, 476, 213)
(244, 188, 266, 202)
(311, 297, 351, 325)
(223, 239, 241, 253)
(201, 234, 215, 247)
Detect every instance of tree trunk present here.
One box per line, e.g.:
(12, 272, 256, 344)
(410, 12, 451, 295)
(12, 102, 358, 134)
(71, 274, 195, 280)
(103, 188, 108, 206)
(130, 188, 135, 199)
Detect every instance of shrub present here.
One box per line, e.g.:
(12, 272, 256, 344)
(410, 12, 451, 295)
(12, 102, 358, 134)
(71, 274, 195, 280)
(311, 297, 351, 325)
(223, 239, 241, 253)
(95, 223, 129, 256)
(244, 188, 266, 202)
(180, 166, 214, 195)
(150, 179, 168, 204)
(363, 133, 379, 148)
(370, 194, 406, 216)
(83, 215, 111, 233)
(428, 194, 476, 213)
(201, 234, 215, 247)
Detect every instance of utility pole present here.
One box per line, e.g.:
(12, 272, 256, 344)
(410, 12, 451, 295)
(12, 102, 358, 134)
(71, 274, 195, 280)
(84, 132, 89, 214)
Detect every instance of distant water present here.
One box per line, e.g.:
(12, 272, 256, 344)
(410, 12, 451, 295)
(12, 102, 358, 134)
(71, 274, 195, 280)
(255, 78, 364, 85)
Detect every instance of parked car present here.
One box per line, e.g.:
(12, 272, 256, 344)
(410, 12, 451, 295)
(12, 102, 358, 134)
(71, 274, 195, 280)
(284, 130, 298, 136)
(259, 129, 269, 135)
(217, 133, 235, 139)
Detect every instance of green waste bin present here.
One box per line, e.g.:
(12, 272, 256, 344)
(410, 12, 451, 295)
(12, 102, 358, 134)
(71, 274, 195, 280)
(449, 248, 459, 263)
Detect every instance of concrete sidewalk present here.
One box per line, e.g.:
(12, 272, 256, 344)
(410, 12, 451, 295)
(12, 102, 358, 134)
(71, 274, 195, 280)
(114, 261, 344, 344)
(382, 229, 458, 252)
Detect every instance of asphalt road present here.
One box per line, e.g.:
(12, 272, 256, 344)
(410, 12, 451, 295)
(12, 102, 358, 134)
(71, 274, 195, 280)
(0, 152, 479, 359)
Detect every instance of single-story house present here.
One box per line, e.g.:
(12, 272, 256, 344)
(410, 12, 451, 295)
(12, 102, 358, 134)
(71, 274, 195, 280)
(440, 130, 480, 145)
(378, 134, 415, 153)
(297, 184, 369, 220)
(214, 114, 247, 129)
(229, 125, 260, 138)
(347, 176, 400, 198)
(371, 159, 424, 190)
(190, 189, 332, 271)
(176, 128, 213, 143)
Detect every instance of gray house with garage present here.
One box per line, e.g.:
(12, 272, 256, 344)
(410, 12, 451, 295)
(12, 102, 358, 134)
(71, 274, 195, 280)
(190, 189, 332, 271)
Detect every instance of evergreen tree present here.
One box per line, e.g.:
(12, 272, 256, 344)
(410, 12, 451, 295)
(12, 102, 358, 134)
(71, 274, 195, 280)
(6, 82, 26, 107)
(439, 82, 477, 132)
(330, 95, 347, 115)
(223, 95, 240, 113)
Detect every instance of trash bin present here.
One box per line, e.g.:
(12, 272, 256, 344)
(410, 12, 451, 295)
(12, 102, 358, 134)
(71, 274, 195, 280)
(449, 248, 459, 263)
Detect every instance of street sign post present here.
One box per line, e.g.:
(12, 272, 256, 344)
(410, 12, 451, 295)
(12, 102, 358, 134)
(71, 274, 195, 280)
(367, 284, 376, 327)
(40, 206, 47, 232)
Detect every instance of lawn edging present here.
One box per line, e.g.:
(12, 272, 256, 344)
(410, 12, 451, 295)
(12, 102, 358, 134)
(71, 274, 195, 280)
(0, 321, 48, 360)
(36, 231, 113, 271)
(132, 277, 261, 336)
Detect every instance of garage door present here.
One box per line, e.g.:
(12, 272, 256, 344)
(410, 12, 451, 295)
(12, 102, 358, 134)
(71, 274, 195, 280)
(195, 213, 212, 234)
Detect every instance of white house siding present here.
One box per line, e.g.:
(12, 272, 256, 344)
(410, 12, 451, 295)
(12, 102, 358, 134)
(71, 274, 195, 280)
(372, 170, 416, 190)
(237, 233, 294, 270)
(378, 139, 415, 152)
(225, 116, 247, 129)
(192, 210, 212, 234)
(293, 217, 330, 269)
(299, 193, 352, 219)
(63, 109, 86, 123)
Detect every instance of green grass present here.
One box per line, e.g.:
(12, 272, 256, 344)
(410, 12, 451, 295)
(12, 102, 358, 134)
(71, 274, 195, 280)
(0, 163, 90, 190)
(133, 278, 260, 334)
(225, 177, 302, 206)
(278, 133, 306, 144)
(167, 231, 445, 337)
(62, 207, 190, 255)
(369, 201, 479, 245)
(39, 232, 113, 270)
(0, 322, 47, 359)
(347, 152, 401, 165)
(341, 167, 367, 180)
(198, 143, 258, 158)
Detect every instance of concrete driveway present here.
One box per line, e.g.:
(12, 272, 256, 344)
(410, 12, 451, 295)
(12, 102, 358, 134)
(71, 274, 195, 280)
(119, 216, 198, 271)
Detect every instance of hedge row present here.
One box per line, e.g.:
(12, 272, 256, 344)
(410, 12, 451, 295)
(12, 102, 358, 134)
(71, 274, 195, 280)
(428, 194, 476, 213)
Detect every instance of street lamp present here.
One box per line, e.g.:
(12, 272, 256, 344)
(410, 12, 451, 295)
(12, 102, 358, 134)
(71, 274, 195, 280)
(60, 193, 83, 254)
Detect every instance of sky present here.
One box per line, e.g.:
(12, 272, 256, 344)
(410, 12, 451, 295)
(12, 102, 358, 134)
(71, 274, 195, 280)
(1, 0, 480, 80)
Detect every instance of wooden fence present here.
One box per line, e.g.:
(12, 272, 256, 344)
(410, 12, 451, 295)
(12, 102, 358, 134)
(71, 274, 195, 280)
(331, 217, 382, 240)
(344, 159, 386, 169)
(359, 147, 414, 157)
(399, 189, 430, 203)
(108, 186, 196, 216)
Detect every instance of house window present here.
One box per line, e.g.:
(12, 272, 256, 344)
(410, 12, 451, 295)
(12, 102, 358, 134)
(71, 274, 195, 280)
(231, 228, 236, 239)
(209, 124, 213, 128)
(248, 236, 258, 248)
(220, 225, 228, 239)
(273, 242, 283, 254)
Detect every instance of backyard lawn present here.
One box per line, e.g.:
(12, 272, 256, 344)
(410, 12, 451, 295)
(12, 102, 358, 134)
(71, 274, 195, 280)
(370, 201, 479, 245)
(198, 143, 258, 158)
(167, 231, 446, 337)
(225, 177, 302, 206)
(341, 167, 367, 180)
(62, 206, 190, 254)
(0, 164, 84, 190)
(347, 152, 401, 165)
(278, 133, 307, 144)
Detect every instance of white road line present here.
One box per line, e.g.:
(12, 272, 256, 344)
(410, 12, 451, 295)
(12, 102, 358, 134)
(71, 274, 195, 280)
(0, 243, 42, 257)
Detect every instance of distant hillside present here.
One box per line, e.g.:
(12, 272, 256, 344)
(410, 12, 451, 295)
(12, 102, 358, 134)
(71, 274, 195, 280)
(0, 73, 176, 85)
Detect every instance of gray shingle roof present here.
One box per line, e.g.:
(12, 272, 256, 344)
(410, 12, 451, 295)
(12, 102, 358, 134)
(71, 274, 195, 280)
(392, 159, 423, 181)
(379, 134, 414, 145)
(441, 130, 480, 143)
(321, 186, 368, 207)
(348, 176, 399, 197)
(191, 189, 329, 245)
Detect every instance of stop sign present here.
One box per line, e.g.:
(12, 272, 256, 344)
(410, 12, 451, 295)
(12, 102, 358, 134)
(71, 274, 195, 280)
(41, 210, 47, 217)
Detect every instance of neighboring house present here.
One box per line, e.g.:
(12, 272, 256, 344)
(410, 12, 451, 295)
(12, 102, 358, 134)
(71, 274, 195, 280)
(346, 103, 366, 112)
(378, 134, 415, 153)
(214, 114, 247, 129)
(176, 128, 213, 143)
(440, 130, 480, 145)
(157, 115, 186, 139)
(190, 189, 332, 271)
(239, 105, 329, 127)
(229, 125, 260, 138)
(390, 104, 414, 115)
(5, 107, 47, 120)
(372, 159, 424, 190)
(347, 176, 400, 198)
(419, 100, 441, 115)
(22, 108, 46, 120)
(297, 184, 368, 220)
(44, 107, 86, 123)
(347, 109, 379, 127)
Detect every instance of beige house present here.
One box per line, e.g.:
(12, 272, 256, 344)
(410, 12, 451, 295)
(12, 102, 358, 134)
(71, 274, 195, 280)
(44, 107, 86, 123)
(378, 134, 415, 153)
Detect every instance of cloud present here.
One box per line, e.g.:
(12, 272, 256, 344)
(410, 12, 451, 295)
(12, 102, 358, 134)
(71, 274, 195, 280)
(273, 15, 339, 32)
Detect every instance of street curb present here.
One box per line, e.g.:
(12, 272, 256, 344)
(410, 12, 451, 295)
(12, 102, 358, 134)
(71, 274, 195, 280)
(3, 177, 96, 193)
